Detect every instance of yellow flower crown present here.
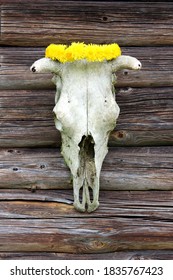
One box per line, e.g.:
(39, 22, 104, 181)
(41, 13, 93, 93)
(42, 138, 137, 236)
(45, 42, 121, 63)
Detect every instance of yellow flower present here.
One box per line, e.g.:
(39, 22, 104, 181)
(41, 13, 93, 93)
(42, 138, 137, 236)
(84, 44, 101, 61)
(45, 44, 67, 62)
(45, 42, 121, 63)
(65, 42, 86, 62)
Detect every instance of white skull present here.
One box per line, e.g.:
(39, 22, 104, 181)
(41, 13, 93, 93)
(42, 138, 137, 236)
(30, 55, 141, 212)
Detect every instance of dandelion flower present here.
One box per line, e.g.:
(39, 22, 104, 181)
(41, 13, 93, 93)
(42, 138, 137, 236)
(45, 42, 121, 63)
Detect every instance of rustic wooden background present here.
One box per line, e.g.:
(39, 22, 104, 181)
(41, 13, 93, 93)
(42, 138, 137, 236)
(0, 0, 173, 259)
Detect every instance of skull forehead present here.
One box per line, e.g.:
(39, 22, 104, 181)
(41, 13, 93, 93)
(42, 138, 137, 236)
(57, 60, 111, 79)
(54, 61, 112, 94)
(53, 61, 117, 139)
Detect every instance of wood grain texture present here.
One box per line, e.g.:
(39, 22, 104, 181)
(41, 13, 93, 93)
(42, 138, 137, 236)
(1, 1, 173, 46)
(0, 147, 173, 190)
(0, 189, 173, 219)
(1, 250, 173, 260)
(0, 218, 172, 253)
(0, 189, 173, 253)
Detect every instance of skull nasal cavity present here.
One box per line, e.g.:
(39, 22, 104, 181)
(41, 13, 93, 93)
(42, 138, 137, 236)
(78, 135, 95, 159)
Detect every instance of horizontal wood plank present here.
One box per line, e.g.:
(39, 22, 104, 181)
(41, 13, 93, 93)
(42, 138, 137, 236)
(0, 147, 173, 190)
(1, 1, 173, 46)
(1, 46, 173, 89)
(0, 188, 173, 254)
(0, 189, 173, 219)
(0, 217, 172, 253)
(0, 87, 172, 147)
(1, 250, 173, 260)
(2, 71, 173, 89)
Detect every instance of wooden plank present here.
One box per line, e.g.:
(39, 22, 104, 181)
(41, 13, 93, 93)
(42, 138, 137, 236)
(1, 122, 172, 148)
(0, 87, 172, 147)
(2, 70, 173, 90)
(1, 250, 173, 260)
(1, 46, 173, 89)
(0, 147, 173, 190)
(110, 131, 173, 147)
(0, 189, 173, 254)
(0, 189, 173, 219)
(0, 217, 172, 252)
(1, 1, 173, 46)
(0, 89, 59, 147)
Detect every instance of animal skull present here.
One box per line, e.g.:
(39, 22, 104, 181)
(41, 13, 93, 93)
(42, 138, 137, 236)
(30, 54, 141, 212)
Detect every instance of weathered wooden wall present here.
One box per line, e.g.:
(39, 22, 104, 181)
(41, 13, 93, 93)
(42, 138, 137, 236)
(0, 0, 173, 259)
